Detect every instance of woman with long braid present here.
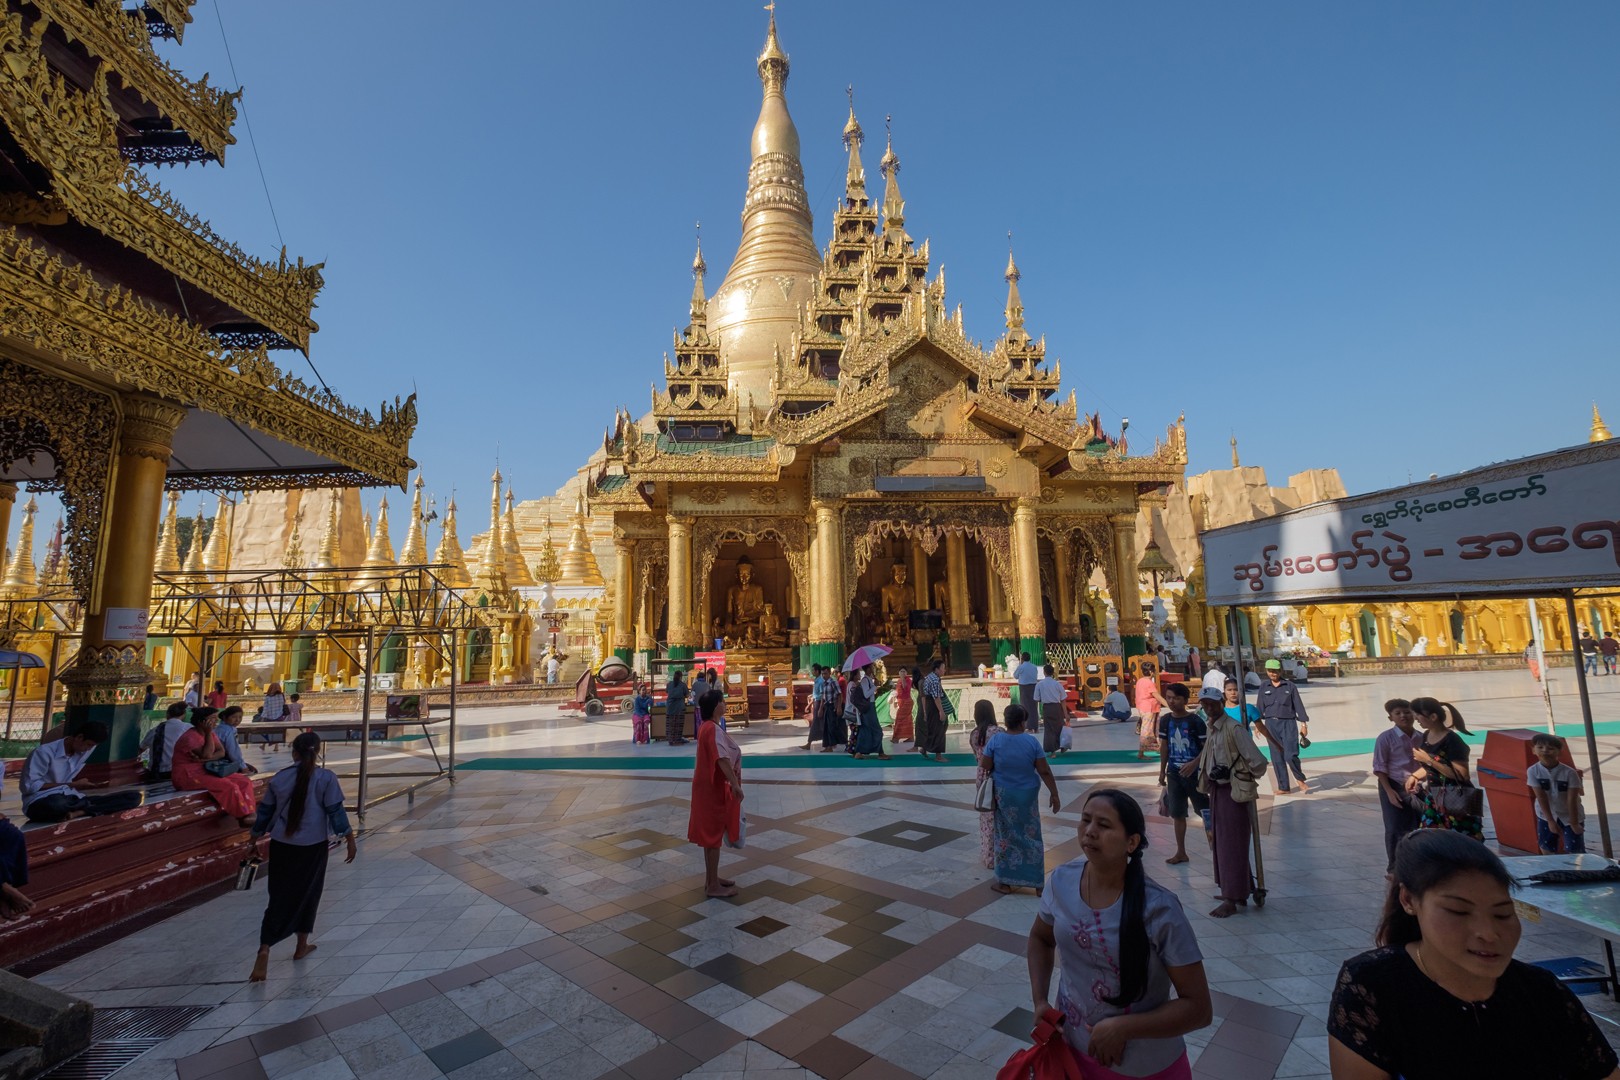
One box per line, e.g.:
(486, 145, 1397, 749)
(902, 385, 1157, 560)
(248, 732, 355, 982)
(1027, 789, 1212, 1078)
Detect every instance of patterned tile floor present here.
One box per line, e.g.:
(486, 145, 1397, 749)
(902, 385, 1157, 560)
(24, 670, 1620, 1079)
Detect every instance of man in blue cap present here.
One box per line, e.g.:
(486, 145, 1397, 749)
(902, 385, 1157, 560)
(1256, 659, 1310, 794)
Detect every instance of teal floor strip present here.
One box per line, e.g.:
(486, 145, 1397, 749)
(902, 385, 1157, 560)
(450, 718, 1620, 772)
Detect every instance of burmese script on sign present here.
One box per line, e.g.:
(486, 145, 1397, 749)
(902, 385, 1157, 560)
(1201, 446, 1620, 606)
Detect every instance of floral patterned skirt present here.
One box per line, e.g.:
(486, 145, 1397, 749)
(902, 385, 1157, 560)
(992, 785, 1046, 888)
(1417, 782, 1484, 840)
(976, 765, 994, 869)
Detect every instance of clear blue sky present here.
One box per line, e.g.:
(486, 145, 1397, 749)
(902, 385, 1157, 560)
(18, 2, 1620, 553)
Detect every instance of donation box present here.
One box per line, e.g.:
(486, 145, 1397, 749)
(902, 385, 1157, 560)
(1476, 729, 1575, 854)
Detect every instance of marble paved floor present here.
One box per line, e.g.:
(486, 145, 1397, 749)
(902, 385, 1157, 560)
(25, 670, 1620, 1079)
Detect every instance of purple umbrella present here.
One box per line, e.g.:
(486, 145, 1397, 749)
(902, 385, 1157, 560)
(842, 644, 893, 672)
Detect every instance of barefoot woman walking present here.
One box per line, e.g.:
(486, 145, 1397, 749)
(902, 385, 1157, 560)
(249, 733, 355, 982)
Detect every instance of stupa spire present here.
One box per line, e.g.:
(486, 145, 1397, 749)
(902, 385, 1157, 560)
(2, 496, 38, 589)
(477, 469, 509, 596)
(155, 491, 182, 573)
(434, 495, 472, 588)
(364, 498, 395, 566)
(313, 490, 341, 570)
(879, 116, 906, 240)
(558, 489, 605, 586)
(399, 474, 428, 564)
(202, 493, 232, 573)
(842, 85, 866, 201)
(503, 488, 536, 587)
(1003, 234, 1027, 343)
(689, 226, 707, 327)
(183, 505, 207, 574)
(42, 517, 65, 585)
(1591, 403, 1612, 443)
(709, 3, 820, 395)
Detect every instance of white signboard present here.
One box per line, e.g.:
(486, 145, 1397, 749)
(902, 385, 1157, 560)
(1202, 442, 1620, 607)
(104, 606, 149, 641)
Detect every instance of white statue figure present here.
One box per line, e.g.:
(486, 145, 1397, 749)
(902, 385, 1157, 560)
(1409, 636, 1429, 657)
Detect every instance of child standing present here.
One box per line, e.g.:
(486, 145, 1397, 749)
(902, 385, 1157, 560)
(1371, 698, 1421, 872)
(631, 680, 653, 745)
(1528, 733, 1585, 854)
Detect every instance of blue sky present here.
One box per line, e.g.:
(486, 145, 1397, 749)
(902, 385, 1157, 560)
(14, 2, 1620, 553)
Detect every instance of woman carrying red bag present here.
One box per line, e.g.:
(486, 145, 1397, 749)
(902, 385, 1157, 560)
(1024, 790, 1212, 1079)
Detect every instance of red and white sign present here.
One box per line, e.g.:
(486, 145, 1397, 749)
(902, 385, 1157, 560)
(1202, 441, 1620, 607)
(104, 607, 149, 641)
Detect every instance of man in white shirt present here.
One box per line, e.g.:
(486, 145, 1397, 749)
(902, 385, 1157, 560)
(1101, 689, 1133, 723)
(1013, 652, 1040, 718)
(138, 702, 192, 780)
(182, 675, 202, 709)
(20, 722, 144, 823)
(546, 654, 561, 685)
(1034, 664, 1069, 753)
(1200, 663, 1227, 700)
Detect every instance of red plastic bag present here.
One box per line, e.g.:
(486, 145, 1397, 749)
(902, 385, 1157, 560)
(997, 1007, 1083, 1080)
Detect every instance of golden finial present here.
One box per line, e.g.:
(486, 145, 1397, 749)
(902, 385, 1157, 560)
(879, 114, 898, 176)
(842, 85, 862, 146)
(691, 222, 705, 276)
(758, 1, 788, 80)
(1004, 231, 1020, 283)
(1003, 232, 1026, 339)
(1230, 435, 1240, 468)
(1591, 402, 1612, 443)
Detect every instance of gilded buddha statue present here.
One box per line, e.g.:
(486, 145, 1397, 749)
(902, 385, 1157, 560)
(726, 556, 767, 641)
(880, 563, 916, 643)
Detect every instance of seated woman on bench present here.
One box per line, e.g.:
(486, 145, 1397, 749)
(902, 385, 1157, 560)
(170, 707, 256, 825)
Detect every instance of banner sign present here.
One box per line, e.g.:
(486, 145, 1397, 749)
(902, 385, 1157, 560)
(1202, 441, 1620, 607)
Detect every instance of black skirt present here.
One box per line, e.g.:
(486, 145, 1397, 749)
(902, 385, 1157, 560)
(260, 839, 330, 947)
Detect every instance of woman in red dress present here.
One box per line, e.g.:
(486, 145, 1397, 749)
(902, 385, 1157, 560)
(891, 667, 915, 744)
(687, 689, 743, 898)
(171, 707, 256, 824)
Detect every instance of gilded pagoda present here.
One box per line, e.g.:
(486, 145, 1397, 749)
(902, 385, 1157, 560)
(590, 14, 1186, 671)
(0, 0, 415, 760)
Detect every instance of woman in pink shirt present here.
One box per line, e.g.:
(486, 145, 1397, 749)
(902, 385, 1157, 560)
(1135, 670, 1167, 760)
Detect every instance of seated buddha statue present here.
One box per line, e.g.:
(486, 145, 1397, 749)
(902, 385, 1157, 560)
(726, 557, 767, 642)
(880, 563, 916, 643)
(757, 602, 787, 647)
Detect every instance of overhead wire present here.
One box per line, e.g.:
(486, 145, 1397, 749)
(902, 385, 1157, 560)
(208, 0, 335, 398)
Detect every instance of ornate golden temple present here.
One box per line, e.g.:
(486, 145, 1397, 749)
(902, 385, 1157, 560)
(0, 0, 415, 758)
(588, 13, 1186, 671)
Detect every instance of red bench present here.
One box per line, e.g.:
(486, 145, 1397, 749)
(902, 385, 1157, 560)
(0, 780, 264, 968)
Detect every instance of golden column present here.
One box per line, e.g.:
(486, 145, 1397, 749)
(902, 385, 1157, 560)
(1053, 537, 1079, 641)
(909, 540, 930, 617)
(612, 538, 635, 662)
(810, 500, 844, 666)
(1012, 499, 1046, 662)
(945, 532, 972, 667)
(667, 515, 696, 658)
(0, 482, 16, 564)
(987, 562, 1015, 665)
(1109, 512, 1147, 658)
(63, 394, 185, 761)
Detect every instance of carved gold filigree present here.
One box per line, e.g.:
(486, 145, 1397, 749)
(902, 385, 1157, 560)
(690, 483, 725, 505)
(0, 360, 116, 598)
(0, 19, 319, 348)
(691, 516, 810, 626)
(0, 227, 413, 485)
(841, 502, 1013, 618)
(33, 0, 238, 161)
(0, 193, 68, 225)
